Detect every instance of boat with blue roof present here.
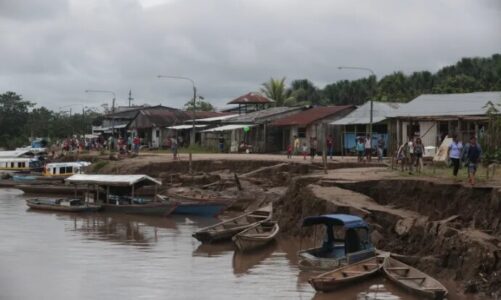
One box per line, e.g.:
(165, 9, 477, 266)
(298, 214, 376, 271)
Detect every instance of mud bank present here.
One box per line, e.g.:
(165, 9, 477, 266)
(275, 177, 501, 298)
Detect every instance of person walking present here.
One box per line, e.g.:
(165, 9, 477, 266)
(170, 136, 178, 160)
(377, 135, 385, 162)
(310, 137, 317, 161)
(447, 134, 463, 178)
(465, 136, 481, 186)
(356, 137, 365, 162)
(133, 136, 140, 154)
(286, 144, 292, 159)
(364, 135, 372, 162)
(414, 137, 424, 174)
(301, 142, 308, 160)
(293, 135, 301, 156)
(218, 134, 225, 153)
(326, 134, 334, 160)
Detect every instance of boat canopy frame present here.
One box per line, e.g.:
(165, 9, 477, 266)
(302, 214, 368, 229)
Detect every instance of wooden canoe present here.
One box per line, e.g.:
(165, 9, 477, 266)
(308, 256, 385, 292)
(232, 221, 279, 252)
(192, 205, 272, 243)
(383, 257, 448, 299)
(26, 198, 102, 212)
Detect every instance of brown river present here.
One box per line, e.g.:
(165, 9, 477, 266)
(0, 188, 481, 300)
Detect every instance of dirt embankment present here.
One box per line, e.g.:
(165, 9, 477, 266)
(275, 176, 501, 298)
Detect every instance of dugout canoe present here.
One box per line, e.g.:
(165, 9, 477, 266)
(232, 221, 279, 252)
(383, 256, 448, 299)
(308, 256, 384, 293)
(192, 205, 272, 243)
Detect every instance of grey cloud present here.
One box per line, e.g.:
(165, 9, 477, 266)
(0, 0, 499, 111)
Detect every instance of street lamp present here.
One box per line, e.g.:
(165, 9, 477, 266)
(85, 89, 116, 138)
(157, 75, 198, 145)
(337, 66, 376, 143)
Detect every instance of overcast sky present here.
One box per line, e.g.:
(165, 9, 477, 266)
(1, 0, 500, 111)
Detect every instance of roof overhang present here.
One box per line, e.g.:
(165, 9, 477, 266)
(302, 214, 368, 229)
(65, 174, 162, 186)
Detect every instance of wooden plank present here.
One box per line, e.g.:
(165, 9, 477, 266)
(397, 277, 426, 280)
(387, 267, 410, 271)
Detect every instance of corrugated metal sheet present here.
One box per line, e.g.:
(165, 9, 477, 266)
(193, 114, 238, 122)
(331, 102, 402, 125)
(394, 92, 501, 117)
(224, 107, 303, 124)
(201, 124, 256, 132)
(65, 174, 162, 186)
(167, 125, 207, 130)
(271, 105, 354, 126)
(227, 92, 274, 104)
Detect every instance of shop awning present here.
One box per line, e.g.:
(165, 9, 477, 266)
(167, 124, 207, 130)
(201, 124, 256, 132)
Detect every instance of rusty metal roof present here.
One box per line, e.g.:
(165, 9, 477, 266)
(271, 105, 354, 127)
(227, 92, 274, 105)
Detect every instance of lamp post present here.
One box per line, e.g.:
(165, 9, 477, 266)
(157, 75, 197, 146)
(85, 89, 116, 137)
(337, 66, 376, 142)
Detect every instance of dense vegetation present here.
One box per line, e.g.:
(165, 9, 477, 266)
(0, 92, 102, 149)
(261, 54, 501, 105)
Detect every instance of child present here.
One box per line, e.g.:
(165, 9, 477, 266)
(356, 138, 365, 162)
(286, 144, 292, 159)
(301, 143, 308, 160)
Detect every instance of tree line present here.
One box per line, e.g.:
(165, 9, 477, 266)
(0, 92, 102, 149)
(261, 53, 501, 106)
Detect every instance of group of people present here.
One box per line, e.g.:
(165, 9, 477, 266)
(287, 135, 336, 161)
(356, 135, 385, 162)
(447, 134, 482, 185)
(397, 137, 425, 173)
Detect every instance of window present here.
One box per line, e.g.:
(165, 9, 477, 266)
(297, 127, 306, 138)
(53, 168, 57, 175)
(156, 130, 160, 138)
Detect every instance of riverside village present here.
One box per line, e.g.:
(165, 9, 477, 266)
(1, 2, 500, 300)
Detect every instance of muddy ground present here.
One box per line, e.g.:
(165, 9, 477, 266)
(80, 153, 500, 298)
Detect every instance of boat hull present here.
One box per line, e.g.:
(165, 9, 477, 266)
(193, 206, 272, 243)
(172, 202, 227, 217)
(383, 257, 448, 300)
(101, 202, 177, 216)
(298, 248, 376, 271)
(26, 200, 101, 212)
(308, 256, 384, 292)
(232, 221, 279, 252)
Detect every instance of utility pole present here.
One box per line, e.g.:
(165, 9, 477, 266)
(128, 90, 134, 107)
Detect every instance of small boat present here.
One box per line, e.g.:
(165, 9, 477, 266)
(308, 256, 385, 293)
(42, 161, 91, 178)
(298, 214, 376, 271)
(192, 205, 272, 243)
(16, 184, 86, 195)
(65, 174, 176, 217)
(12, 174, 39, 182)
(172, 200, 228, 217)
(232, 221, 279, 252)
(383, 256, 448, 300)
(164, 192, 231, 217)
(26, 198, 101, 212)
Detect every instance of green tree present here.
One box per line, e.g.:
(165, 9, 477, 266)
(260, 77, 288, 106)
(286, 79, 322, 106)
(0, 91, 34, 148)
(184, 99, 215, 112)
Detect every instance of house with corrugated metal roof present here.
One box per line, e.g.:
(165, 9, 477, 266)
(200, 106, 305, 152)
(270, 105, 355, 153)
(390, 91, 501, 151)
(331, 102, 401, 155)
(226, 92, 275, 114)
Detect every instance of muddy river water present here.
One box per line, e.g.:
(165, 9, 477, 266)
(0, 188, 480, 300)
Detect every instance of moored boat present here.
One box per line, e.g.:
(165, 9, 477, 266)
(232, 221, 279, 252)
(65, 174, 176, 217)
(26, 198, 101, 212)
(172, 200, 228, 217)
(383, 256, 448, 300)
(308, 256, 385, 293)
(297, 214, 376, 271)
(192, 205, 272, 243)
(42, 161, 91, 178)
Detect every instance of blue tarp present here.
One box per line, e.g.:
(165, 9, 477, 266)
(344, 133, 387, 151)
(302, 214, 368, 229)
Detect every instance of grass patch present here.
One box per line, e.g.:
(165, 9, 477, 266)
(91, 160, 109, 172)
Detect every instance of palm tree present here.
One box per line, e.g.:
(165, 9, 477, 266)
(260, 77, 288, 106)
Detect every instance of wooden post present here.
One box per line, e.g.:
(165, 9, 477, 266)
(96, 184, 99, 204)
(323, 123, 327, 174)
(106, 186, 110, 204)
(131, 184, 135, 199)
(234, 173, 243, 191)
(189, 152, 193, 174)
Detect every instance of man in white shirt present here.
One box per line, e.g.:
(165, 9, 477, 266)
(364, 135, 372, 162)
(447, 134, 463, 177)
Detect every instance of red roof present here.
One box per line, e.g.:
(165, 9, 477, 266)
(271, 106, 354, 127)
(227, 92, 274, 105)
(187, 111, 230, 119)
